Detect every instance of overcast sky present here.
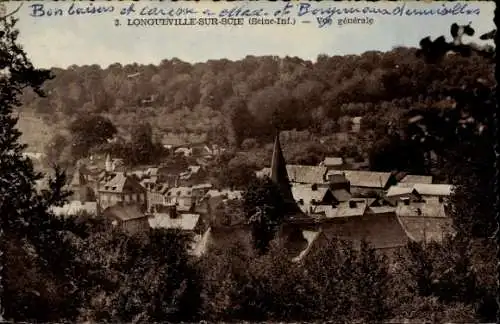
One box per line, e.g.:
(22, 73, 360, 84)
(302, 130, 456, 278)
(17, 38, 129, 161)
(7, 1, 495, 69)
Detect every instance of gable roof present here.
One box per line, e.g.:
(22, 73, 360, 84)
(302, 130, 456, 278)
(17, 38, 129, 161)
(103, 204, 146, 222)
(331, 189, 352, 202)
(386, 185, 418, 197)
(328, 170, 393, 189)
(312, 199, 369, 218)
(397, 183, 453, 196)
(188, 165, 201, 173)
(148, 213, 200, 231)
(286, 165, 328, 184)
(100, 172, 145, 193)
(400, 175, 433, 184)
(291, 184, 330, 204)
(291, 185, 330, 214)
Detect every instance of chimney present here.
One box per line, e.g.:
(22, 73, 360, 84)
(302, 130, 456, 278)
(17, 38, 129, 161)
(169, 205, 178, 219)
(349, 200, 357, 208)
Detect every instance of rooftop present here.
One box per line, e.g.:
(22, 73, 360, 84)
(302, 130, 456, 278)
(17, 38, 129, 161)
(148, 213, 200, 231)
(328, 170, 393, 189)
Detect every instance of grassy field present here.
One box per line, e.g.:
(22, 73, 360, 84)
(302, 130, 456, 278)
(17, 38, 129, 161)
(16, 112, 55, 153)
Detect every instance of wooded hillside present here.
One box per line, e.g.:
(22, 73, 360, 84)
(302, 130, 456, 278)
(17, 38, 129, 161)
(21, 47, 493, 147)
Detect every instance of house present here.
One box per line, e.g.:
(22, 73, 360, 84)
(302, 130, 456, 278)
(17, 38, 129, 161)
(195, 189, 244, 226)
(147, 184, 170, 212)
(203, 144, 225, 157)
(396, 198, 453, 243)
(179, 165, 206, 186)
(51, 200, 98, 218)
(291, 184, 338, 214)
(103, 204, 150, 234)
(165, 186, 194, 211)
(319, 157, 344, 170)
(397, 183, 453, 198)
(326, 173, 352, 202)
(351, 116, 362, 133)
(174, 147, 192, 157)
(98, 172, 147, 211)
(192, 183, 213, 198)
(328, 170, 397, 196)
(205, 189, 244, 201)
(140, 178, 157, 191)
(399, 174, 433, 185)
(145, 167, 160, 183)
(286, 165, 328, 185)
(385, 185, 423, 206)
(148, 205, 202, 233)
(255, 165, 328, 185)
(288, 200, 409, 262)
(69, 163, 96, 203)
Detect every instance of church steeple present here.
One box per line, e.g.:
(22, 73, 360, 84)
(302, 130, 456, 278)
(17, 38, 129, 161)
(270, 131, 302, 215)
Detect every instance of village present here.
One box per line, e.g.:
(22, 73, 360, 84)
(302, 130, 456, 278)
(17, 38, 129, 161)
(48, 130, 454, 262)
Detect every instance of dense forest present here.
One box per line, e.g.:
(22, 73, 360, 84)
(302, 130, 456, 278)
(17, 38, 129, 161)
(1, 16, 497, 323)
(22, 38, 494, 181)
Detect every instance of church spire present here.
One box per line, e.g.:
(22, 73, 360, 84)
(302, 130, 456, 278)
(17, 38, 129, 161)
(270, 130, 301, 215)
(270, 130, 288, 185)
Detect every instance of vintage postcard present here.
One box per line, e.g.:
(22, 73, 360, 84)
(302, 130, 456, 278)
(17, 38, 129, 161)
(0, 1, 497, 323)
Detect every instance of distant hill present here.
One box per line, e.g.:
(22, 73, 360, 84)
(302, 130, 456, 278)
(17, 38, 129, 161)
(18, 48, 493, 175)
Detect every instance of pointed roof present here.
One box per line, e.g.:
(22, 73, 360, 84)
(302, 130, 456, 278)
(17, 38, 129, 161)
(270, 132, 303, 217)
(99, 172, 146, 194)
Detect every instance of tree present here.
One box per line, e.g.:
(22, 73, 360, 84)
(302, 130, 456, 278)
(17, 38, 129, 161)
(68, 115, 117, 159)
(129, 122, 156, 165)
(0, 17, 74, 321)
(242, 177, 286, 254)
(79, 229, 202, 323)
(211, 154, 257, 190)
(222, 96, 254, 148)
(44, 133, 69, 166)
(304, 238, 392, 322)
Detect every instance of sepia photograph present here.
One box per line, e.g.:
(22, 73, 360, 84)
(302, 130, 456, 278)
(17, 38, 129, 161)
(0, 1, 497, 323)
